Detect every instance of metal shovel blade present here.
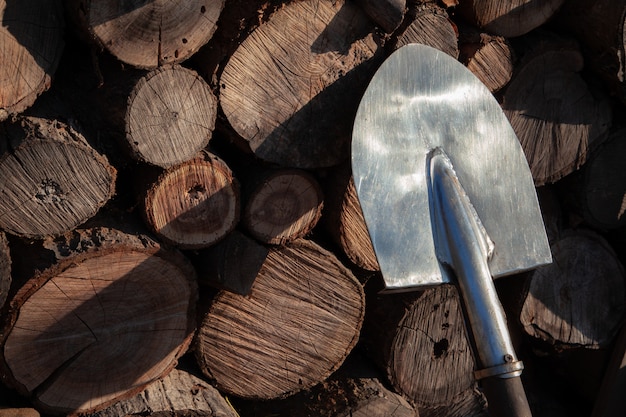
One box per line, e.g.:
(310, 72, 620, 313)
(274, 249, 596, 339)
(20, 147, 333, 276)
(352, 44, 552, 292)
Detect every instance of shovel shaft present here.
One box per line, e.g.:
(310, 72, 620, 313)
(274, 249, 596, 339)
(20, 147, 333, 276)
(430, 149, 531, 416)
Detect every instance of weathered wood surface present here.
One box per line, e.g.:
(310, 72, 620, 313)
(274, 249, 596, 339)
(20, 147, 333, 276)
(0, 228, 197, 415)
(195, 239, 365, 400)
(125, 65, 218, 168)
(218, 0, 383, 168)
(243, 169, 323, 245)
(66, 0, 225, 69)
(0, 232, 10, 311)
(142, 151, 239, 249)
(356, 0, 406, 33)
(0, 0, 65, 121)
(0, 116, 116, 238)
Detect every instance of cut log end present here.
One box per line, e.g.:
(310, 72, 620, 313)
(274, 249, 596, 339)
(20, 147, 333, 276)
(143, 152, 240, 249)
(0, 228, 197, 415)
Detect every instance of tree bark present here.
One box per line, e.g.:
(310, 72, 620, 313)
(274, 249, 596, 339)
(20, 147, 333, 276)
(0, 227, 198, 416)
(501, 36, 612, 186)
(242, 169, 323, 245)
(0, 232, 10, 311)
(520, 229, 626, 349)
(456, 0, 565, 38)
(218, 0, 383, 168)
(393, 2, 459, 58)
(195, 239, 365, 400)
(0, 116, 116, 238)
(91, 368, 239, 417)
(142, 151, 240, 249)
(0, 0, 65, 120)
(125, 65, 217, 168)
(65, 0, 225, 69)
(363, 283, 488, 416)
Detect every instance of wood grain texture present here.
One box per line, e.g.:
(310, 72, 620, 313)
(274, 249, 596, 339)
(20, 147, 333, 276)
(0, 232, 10, 311)
(0, 116, 116, 238)
(195, 239, 365, 400)
(0, 228, 197, 415)
(0, 0, 65, 120)
(126, 65, 217, 168)
(219, 0, 382, 168)
(459, 29, 515, 93)
(67, 0, 224, 69)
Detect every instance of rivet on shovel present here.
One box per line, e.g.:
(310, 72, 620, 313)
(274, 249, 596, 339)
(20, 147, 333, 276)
(352, 44, 552, 417)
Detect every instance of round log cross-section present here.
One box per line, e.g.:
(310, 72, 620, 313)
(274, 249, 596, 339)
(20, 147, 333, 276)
(0, 228, 197, 415)
(126, 65, 218, 168)
(66, 0, 225, 69)
(143, 152, 239, 249)
(195, 239, 365, 400)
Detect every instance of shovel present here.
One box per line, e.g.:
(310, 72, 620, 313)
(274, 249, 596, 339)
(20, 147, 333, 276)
(351, 44, 552, 417)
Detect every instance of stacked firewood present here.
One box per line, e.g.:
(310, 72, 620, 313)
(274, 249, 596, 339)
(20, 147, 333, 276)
(1, 0, 625, 416)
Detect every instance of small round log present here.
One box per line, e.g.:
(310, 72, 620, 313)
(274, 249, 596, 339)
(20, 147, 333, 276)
(0, 116, 116, 238)
(520, 229, 626, 348)
(195, 239, 365, 400)
(66, 0, 225, 69)
(143, 151, 240, 249)
(0, 228, 197, 415)
(125, 65, 217, 168)
(0, 0, 65, 120)
(243, 169, 323, 245)
(502, 37, 612, 186)
(356, 0, 407, 33)
(218, 0, 382, 168)
(456, 0, 565, 38)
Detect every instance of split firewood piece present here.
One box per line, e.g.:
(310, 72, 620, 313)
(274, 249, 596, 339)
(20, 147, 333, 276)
(191, 230, 268, 295)
(125, 65, 218, 168)
(356, 0, 407, 33)
(322, 165, 378, 271)
(91, 368, 239, 417)
(0, 232, 10, 310)
(393, 2, 459, 58)
(501, 37, 612, 186)
(520, 229, 626, 349)
(243, 169, 323, 245)
(143, 151, 240, 249)
(0, 0, 65, 120)
(0, 116, 116, 238)
(219, 0, 383, 168)
(65, 0, 225, 69)
(459, 27, 515, 93)
(195, 239, 365, 400)
(364, 284, 487, 415)
(456, 0, 565, 38)
(562, 128, 626, 230)
(556, 0, 626, 105)
(0, 228, 198, 416)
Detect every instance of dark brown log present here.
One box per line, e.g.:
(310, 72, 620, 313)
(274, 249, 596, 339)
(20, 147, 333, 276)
(0, 116, 116, 238)
(356, 0, 407, 33)
(592, 323, 626, 417)
(556, 0, 626, 104)
(364, 283, 488, 416)
(65, 0, 225, 69)
(561, 128, 626, 230)
(125, 65, 217, 168)
(501, 37, 612, 186)
(456, 0, 565, 38)
(195, 239, 365, 400)
(91, 368, 239, 417)
(242, 169, 323, 245)
(0, 232, 10, 310)
(142, 151, 240, 249)
(520, 229, 626, 349)
(218, 0, 383, 168)
(393, 2, 459, 58)
(0, 409, 39, 417)
(322, 165, 378, 271)
(0, 0, 65, 120)
(459, 27, 515, 93)
(0, 227, 197, 415)
(191, 230, 268, 295)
